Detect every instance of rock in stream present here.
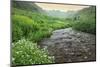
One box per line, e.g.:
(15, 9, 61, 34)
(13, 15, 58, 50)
(39, 28, 96, 63)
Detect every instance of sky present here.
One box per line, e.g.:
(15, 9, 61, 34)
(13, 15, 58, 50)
(35, 3, 90, 12)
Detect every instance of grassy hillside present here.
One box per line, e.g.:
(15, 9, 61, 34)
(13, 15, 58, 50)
(12, 7, 71, 42)
(72, 6, 96, 34)
(12, 1, 43, 12)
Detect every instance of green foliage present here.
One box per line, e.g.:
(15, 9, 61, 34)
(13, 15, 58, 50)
(73, 21, 96, 34)
(12, 39, 54, 65)
(32, 30, 52, 42)
(12, 1, 41, 12)
(72, 6, 96, 34)
(12, 6, 70, 65)
(51, 21, 72, 29)
(12, 15, 37, 42)
(12, 8, 71, 42)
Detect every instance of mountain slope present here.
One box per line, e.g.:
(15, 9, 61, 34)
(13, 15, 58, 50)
(46, 10, 77, 19)
(12, 1, 44, 13)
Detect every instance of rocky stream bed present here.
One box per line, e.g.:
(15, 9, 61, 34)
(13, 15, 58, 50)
(39, 28, 96, 63)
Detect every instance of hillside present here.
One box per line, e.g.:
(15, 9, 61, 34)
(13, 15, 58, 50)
(72, 6, 96, 34)
(12, 1, 44, 13)
(46, 10, 77, 19)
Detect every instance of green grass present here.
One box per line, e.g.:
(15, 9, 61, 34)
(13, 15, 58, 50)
(12, 8, 71, 42)
(72, 20, 96, 34)
(12, 7, 71, 65)
(72, 6, 96, 34)
(12, 15, 38, 42)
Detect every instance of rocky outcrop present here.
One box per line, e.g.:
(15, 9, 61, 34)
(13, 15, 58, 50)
(39, 28, 96, 63)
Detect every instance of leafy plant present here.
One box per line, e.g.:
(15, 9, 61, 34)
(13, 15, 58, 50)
(12, 39, 54, 65)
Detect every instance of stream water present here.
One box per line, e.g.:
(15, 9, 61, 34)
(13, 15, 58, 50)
(39, 28, 96, 63)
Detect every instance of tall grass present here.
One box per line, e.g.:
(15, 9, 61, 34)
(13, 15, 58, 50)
(12, 7, 71, 65)
(12, 15, 38, 42)
(12, 8, 71, 42)
(72, 6, 96, 34)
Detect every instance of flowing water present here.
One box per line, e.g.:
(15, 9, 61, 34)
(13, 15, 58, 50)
(39, 28, 96, 63)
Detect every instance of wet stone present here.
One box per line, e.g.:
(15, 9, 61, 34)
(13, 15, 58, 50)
(39, 28, 96, 63)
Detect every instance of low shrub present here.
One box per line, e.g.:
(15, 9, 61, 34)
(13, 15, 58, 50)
(12, 39, 54, 65)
